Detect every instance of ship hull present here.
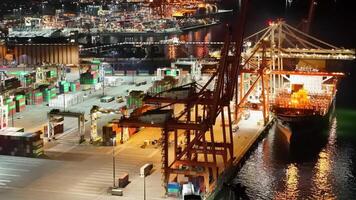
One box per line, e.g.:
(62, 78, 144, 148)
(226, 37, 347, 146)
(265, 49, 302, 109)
(273, 98, 335, 161)
(275, 97, 335, 134)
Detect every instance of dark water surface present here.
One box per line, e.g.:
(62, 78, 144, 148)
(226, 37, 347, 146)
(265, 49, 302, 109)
(219, 109, 356, 199)
(217, 0, 356, 198)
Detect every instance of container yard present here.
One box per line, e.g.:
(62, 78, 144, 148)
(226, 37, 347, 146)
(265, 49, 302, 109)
(0, 0, 355, 200)
(3, 1, 225, 41)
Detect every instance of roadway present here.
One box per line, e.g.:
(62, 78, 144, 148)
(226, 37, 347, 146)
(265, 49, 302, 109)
(0, 128, 171, 200)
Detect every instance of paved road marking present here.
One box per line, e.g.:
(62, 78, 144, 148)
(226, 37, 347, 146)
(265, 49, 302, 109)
(0, 173, 19, 177)
(0, 185, 14, 189)
(0, 167, 29, 172)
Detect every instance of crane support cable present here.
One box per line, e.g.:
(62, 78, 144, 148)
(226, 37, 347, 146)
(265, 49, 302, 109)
(284, 23, 339, 49)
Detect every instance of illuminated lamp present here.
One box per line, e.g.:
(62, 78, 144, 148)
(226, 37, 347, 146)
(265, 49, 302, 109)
(267, 20, 274, 26)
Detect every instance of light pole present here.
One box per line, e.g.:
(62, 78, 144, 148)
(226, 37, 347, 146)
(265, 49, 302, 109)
(102, 74, 105, 97)
(112, 136, 116, 188)
(140, 164, 152, 200)
(143, 174, 146, 200)
(10, 95, 15, 127)
(63, 90, 66, 112)
(101, 64, 105, 97)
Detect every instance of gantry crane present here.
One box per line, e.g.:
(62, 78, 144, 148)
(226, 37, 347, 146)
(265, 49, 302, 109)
(236, 19, 355, 122)
(115, 0, 250, 194)
(90, 105, 127, 143)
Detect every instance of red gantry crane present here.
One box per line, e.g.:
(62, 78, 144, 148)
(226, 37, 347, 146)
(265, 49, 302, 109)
(115, 0, 355, 196)
(117, 0, 250, 194)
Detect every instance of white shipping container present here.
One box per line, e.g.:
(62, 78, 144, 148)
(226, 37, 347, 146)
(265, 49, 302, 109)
(104, 76, 123, 87)
(49, 92, 84, 108)
(94, 83, 102, 90)
(289, 75, 323, 93)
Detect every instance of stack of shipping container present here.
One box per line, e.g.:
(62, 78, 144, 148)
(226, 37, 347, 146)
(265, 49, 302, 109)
(48, 92, 84, 108)
(102, 123, 116, 146)
(167, 182, 180, 197)
(79, 71, 99, 91)
(148, 76, 178, 95)
(0, 129, 44, 157)
(80, 71, 98, 85)
(0, 97, 8, 130)
(8, 71, 32, 87)
(126, 90, 144, 109)
(102, 120, 139, 145)
(1, 77, 21, 91)
(33, 92, 43, 105)
(46, 70, 57, 79)
(52, 116, 64, 135)
(5, 98, 16, 116)
(25, 92, 33, 105)
(59, 81, 70, 94)
(25, 91, 44, 105)
(15, 95, 26, 112)
(43, 88, 57, 102)
(24, 73, 35, 86)
(70, 82, 80, 92)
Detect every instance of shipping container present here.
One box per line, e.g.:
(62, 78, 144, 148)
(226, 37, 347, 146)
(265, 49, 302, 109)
(126, 90, 145, 109)
(102, 124, 116, 146)
(0, 130, 44, 157)
(49, 92, 84, 108)
(59, 81, 70, 94)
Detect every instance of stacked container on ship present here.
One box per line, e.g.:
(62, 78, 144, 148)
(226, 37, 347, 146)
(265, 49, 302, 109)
(271, 68, 340, 136)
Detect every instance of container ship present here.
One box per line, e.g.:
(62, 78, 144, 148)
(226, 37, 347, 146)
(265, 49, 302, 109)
(271, 69, 343, 137)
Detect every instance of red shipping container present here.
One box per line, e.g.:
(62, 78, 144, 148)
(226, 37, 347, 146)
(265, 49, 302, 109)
(76, 82, 81, 91)
(8, 110, 16, 116)
(16, 105, 26, 112)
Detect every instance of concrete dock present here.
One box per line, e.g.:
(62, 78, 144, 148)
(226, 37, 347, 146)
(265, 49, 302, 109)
(0, 110, 272, 200)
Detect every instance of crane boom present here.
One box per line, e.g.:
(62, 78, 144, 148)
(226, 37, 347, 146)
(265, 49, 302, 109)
(209, 0, 250, 124)
(301, 0, 317, 33)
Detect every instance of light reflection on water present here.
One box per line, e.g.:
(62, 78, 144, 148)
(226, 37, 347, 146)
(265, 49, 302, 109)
(274, 163, 299, 200)
(223, 112, 356, 200)
(310, 118, 337, 200)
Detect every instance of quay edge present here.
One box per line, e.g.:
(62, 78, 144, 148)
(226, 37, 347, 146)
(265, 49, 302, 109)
(206, 118, 276, 200)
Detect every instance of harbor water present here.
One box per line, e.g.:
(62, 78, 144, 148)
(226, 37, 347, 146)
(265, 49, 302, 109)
(218, 108, 356, 199)
(217, 0, 356, 198)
